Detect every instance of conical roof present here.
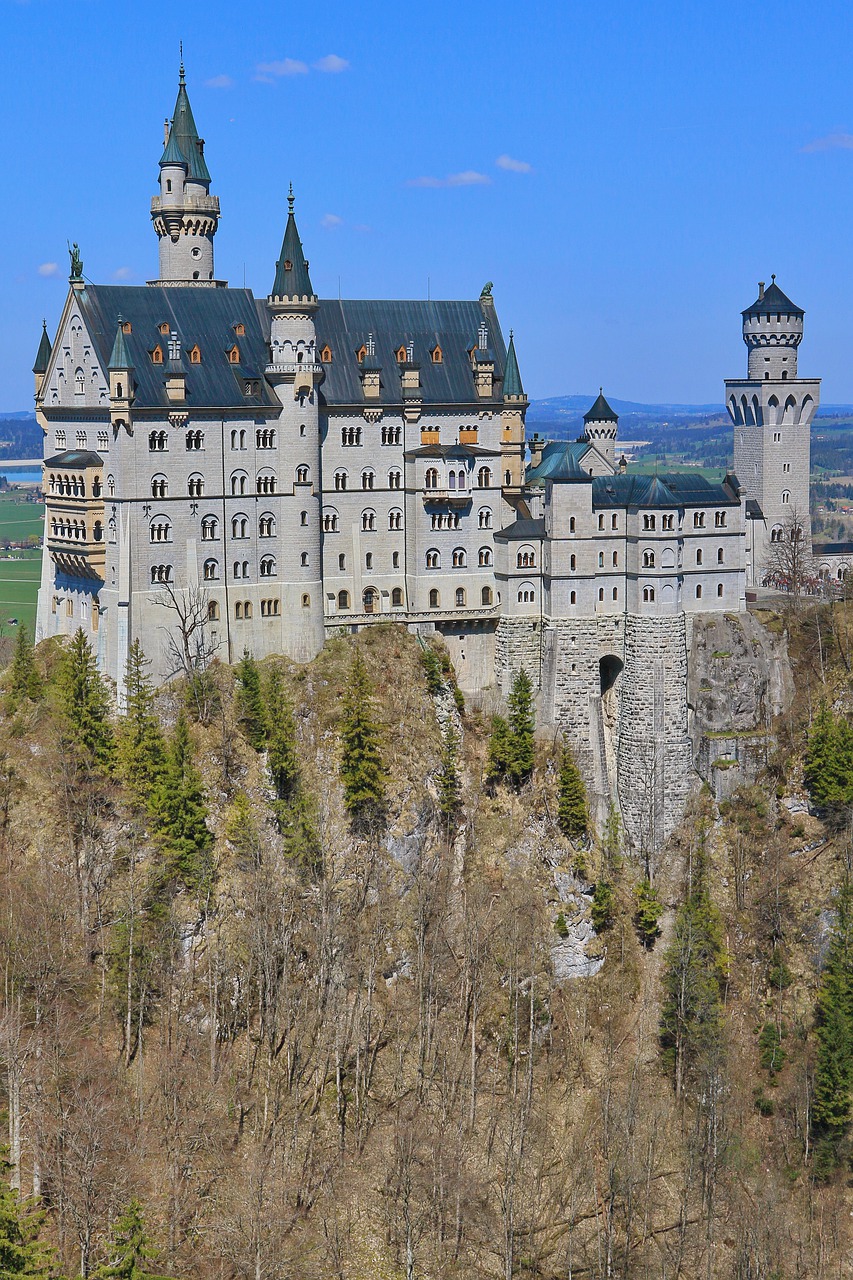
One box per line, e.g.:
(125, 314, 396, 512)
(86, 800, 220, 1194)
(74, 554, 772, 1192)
(271, 190, 315, 300)
(159, 128, 188, 169)
(33, 321, 51, 374)
(583, 389, 618, 422)
(743, 277, 803, 318)
(160, 62, 211, 183)
(108, 320, 133, 370)
(503, 331, 524, 398)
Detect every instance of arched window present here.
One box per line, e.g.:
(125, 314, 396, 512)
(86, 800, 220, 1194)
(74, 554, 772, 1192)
(570, 590, 577, 604)
(477, 466, 491, 488)
(257, 471, 277, 495)
(151, 345, 163, 364)
(696, 548, 703, 566)
(455, 588, 466, 607)
(717, 583, 724, 598)
(770, 525, 783, 543)
(598, 552, 605, 568)
(231, 471, 248, 495)
(301, 594, 310, 608)
(452, 547, 466, 568)
(361, 469, 374, 490)
(231, 515, 248, 539)
(425, 467, 439, 490)
(478, 547, 492, 566)
(186, 430, 204, 450)
(207, 601, 219, 621)
(338, 590, 350, 610)
(189, 345, 201, 364)
(300, 511, 308, 526)
(334, 470, 347, 491)
(642, 550, 655, 568)
(149, 431, 168, 452)
(426, 549, 440, 569)
(201, 516, 218, 540)
(388, 469, 402, 490)
(321, 345, 333, 363)
(570, 554, 576, 571)
(429, 588, 440, 608)
(643, 586, 655, 602)
(188, 473, 204, 497)
(389, 508, 403, 531)
(431, 345, 443, 363)
(517, 584, 535, 604)
(151, 474, 168, 498)
(448, 470, 456, 491)
(295, 465, 309, 484)
(693, 511, 706, 528)
(235, 602, 243, 619)
(696, 584, 703, 599)
(782, 489, 790, 505)
(203, 558, 219, 581)
(361, 509, 376, 531)
(481, 586, 493, 605)
(150, 517, 171, 543)
(228, 345, 240, 364)
(92, 520, 103, 542)
(338, 553, 346, 570)
(322, 511, 337, 533)
(150, 564, 173, 584)
(260, 556, 276, 577)
(391, 587, 404, 607)
(717, 548, 724, 564)
(517, 546, 536, 569)
(479, 508, 493, 529)
(569, 517, 576, 533)
(598, 588, 605, 602)
(300, 552, 308, 567)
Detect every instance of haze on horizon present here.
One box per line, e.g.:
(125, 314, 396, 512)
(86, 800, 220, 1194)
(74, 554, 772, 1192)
(2, 0, 852, 410)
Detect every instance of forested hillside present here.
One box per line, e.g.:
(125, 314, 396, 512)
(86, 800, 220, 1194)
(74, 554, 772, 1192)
(1, 614, 853, 1279)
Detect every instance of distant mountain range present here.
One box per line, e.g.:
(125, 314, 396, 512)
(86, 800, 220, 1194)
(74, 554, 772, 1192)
(527, 396, 853, 422)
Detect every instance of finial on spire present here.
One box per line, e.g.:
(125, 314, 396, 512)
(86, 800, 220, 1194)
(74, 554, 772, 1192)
(179, 42, 185, 84)
(771, 273, 776, 282)
(288, 183, 295, 214)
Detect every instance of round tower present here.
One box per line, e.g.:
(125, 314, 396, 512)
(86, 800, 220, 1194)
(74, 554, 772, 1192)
(583, 389, 618, 466)
(150, 62, 221, 285)
(742, 276, 803, 381)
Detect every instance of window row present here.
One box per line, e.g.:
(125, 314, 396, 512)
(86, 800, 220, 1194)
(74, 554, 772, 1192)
(425, 547, 493, 569)
(50, 518, 103, 543)
(149, 472, 292, 497)
(332, 468, 402, 491)
(201, 555, 288, 581)
(424, 467, 492, 491)
(47, 473, 102, 498)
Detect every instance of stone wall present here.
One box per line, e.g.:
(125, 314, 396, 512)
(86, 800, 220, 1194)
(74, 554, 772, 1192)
(494, 617, 544, 695)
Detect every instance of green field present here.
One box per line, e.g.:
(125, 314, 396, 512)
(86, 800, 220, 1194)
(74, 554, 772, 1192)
(0, 495, 44, 635)
(0, 491, 44, 543)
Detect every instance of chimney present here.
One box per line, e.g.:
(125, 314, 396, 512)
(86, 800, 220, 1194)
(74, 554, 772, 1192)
(619, 454, 628, 474)
(758, 281, 765, 301)
(163, 118, 169, 147)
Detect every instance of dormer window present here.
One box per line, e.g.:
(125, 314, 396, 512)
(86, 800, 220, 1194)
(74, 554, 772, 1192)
(189, 345, 201, 364)
(150, 346, 163, 365)
(233, 322, 245, 336)
(158, 322, 170, 336)
(320, 344, 333, 363)
(357, 344, 367, 363)
(228, 345, 240, 364)
(396, 346, 407, 364)
(431, 345, 443, 364)
(284, 259, 293, 271)
(121, 321, 132, 334)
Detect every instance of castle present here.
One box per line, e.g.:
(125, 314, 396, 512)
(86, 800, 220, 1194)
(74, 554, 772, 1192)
(33, 65, 821, 849)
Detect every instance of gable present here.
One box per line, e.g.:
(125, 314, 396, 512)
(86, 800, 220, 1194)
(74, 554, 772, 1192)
(42, 292, 109, 411)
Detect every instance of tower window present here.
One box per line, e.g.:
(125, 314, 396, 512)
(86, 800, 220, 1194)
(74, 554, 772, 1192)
(431, 345, 443, 363)
(189, 345, 202, 364)
(321, 345, 333, 363)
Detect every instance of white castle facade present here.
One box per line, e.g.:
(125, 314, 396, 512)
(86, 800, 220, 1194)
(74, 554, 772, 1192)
(32, 67, 822, 847)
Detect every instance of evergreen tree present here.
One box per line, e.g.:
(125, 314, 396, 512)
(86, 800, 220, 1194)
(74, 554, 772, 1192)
(7, 626, 42, 708)
(591, 879, 615, 932)
(264, 666, 318, 865)
(557, 747, 588, 839)
(633, 876, 664, 947)
(804, 702, 853, 811)
(811, 880, 853, 1173)
(54, 628, 114, 768)
(339, 649, 387, 832)
(506, 669, 535, 787)
(486, 714, 513, 787)
(117, 642, 165, 805)
(235, 650, 267, 751)
(152, 712, 214, 889)
(660, 862, 728, 1096)
(92, 1198, 173, 1280)
(437, 723, 461, 822)
(0, 1149, 55, 1278)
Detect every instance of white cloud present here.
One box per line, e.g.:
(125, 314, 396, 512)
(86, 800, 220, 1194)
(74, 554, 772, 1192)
(37, 262, 59, 277)
(314, 54, 349, 73)
(321, 213, 344, 229)
(255, 58, 309, 82)
(801, 132, 853, 153)
(112, 266, 132, 280)
(496, 153, 533, 173)
(205, 74, 234, 89)
(408, 170, 492, 188)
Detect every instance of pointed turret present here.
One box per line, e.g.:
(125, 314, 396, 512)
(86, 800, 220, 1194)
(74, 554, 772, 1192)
(583, 390, 617, 423)
(270, 187, 316, 302)
(583, 389, 618, 467)
(108, 319, 133, 371)
(33, 321, 51, 376)
(108, 320, 135, 429)
(503, 331, 525, 399)
(150, 60, 221, 286)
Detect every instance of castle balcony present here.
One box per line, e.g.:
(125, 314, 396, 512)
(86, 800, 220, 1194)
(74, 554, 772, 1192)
(150, 194, 220, 216)
(265, 361, 323, 377)
(422, 489, 473, 508)
(46, 528, 105, 579)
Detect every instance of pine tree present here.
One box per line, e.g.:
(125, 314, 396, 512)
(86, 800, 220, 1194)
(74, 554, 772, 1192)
(117, 642, 165, 805)
(0, 1148, 56, 1277)
(339, 649, 387, 832)
(92, 1198, 173, 1280)
(506, 669, 535, 787)
(7, 625, 42, 708)
(486, 714, 512, 787)
(264, 665, 318, 865)
(804, 702, 853, 811)
(54, 628, 114, 768)
(437, 723, 461, 822)
(152, 712, 214, 889)
(811, 880, 853, 1173)
(235, 650, 267, 751)
(557, 747, 588, 839)
(633, 877, 664, 947)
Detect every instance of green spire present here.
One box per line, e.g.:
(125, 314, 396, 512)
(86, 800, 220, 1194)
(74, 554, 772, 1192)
(271, 186, 315, 300)
(109, 319, 133, 371)
(161, 61, 210, 182)
(33, 321, 51, 375)
(503, 330, 524, 398)
(583, 389, 618, 422)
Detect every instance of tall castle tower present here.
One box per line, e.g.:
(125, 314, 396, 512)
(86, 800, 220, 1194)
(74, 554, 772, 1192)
(150, 62, 221, 285)
(583, 390, 618, 466)
(727, 277, 819, 583)
(265, 189, 326, 660)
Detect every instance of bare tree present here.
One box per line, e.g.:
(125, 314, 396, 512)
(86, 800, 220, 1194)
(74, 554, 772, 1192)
(153, 581, 221, 679)
(762, 507, 814, 608)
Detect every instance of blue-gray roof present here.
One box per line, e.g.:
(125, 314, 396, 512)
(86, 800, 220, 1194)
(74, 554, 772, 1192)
(271, 196, 315, 300)
(108, 322, 133, 370)
(503, 332, 524, 398)
(44, 451, 104, 469)
(591, 473, 739, 509)
(161, 67, 211, 183)
(743, 278, 803, 318)
(584, 390, 617, 422)
(33, 322, 51, 375)
(494, 517, 545, 542)
(527, 440, 593, 484)
(73, 285, 279, 411)
(311, 298, 509, 407)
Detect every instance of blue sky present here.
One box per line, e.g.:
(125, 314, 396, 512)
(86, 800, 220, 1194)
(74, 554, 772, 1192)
(3, 0, 853, 409)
